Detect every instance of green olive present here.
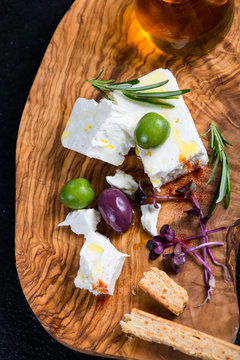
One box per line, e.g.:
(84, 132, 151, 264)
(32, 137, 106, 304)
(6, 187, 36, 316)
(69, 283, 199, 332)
(60, 178, 94, 209)
(134, 112, 170, 149)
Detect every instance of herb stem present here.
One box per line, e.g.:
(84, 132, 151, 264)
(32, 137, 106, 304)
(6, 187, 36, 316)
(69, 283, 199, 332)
(202, 122, 232, 212)
(88, 67, 190, 108)
(182, 225, 231, 241)
(184, 241, 224, 254)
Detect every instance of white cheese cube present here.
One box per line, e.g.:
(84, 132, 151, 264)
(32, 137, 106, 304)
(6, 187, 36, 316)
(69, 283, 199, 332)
(111, 69, 208, 188)
(140, 204, 161, 236)
(58, 209, 101, 237)
(61, 98, 135, 166)
(74, 232, 129, 295)
(106, 169, 138, 199)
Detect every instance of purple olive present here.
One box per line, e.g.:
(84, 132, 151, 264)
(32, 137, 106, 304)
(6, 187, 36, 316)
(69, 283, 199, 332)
(98, 188, 133, 233)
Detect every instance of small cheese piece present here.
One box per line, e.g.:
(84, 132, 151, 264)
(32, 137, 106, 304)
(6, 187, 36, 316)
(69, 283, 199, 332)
(140, 204, 161, 236)
(106, 169, 138, 199)
(111, 69, 208, 188)
(61, 98, 135, 166)
(58, 209, 101, 237)
(74, 232, 129, 295)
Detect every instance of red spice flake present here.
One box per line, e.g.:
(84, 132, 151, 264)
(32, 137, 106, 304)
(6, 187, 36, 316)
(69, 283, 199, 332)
(165, 185, 175, 196)
(179, 154, 186, 163)
(183, 160, 192, 173)
(192, 167, 203, 180)
(93, 280, 109, 294)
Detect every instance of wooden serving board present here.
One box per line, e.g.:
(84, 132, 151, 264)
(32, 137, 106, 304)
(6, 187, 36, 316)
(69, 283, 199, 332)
(16, 0, 240, 359)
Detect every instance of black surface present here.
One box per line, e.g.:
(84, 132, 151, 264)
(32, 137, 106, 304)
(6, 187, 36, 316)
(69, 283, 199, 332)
(0, 1, 239, 359)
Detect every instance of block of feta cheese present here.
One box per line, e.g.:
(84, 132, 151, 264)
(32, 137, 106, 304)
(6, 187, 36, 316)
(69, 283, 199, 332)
(58, 209, 101, 237)
(140, 204, 161, 236)
(110, 69, 208, 188)
(106, 169, 138, 199)
(74, 231, 129, 295)
(61, 98, 135, 166)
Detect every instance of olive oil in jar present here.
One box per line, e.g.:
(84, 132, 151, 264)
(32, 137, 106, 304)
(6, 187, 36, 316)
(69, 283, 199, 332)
(135, 0, 234, 57)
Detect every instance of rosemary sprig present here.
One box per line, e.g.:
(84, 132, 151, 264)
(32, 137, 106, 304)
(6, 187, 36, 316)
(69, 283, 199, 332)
(201, 122, 232, 213)
(87, 67, 190, 108)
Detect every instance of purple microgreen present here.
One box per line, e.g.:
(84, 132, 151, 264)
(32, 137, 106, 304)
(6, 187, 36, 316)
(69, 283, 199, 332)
(136, 184, 184, 208)
(197, 275, 215, 307)
(201, 214, 212, 225)
(152, 189, 159, 209)
(179, 240, 213, 276)
(163, 253, 174, 259)
(152, 236, 164, 245)
(173, 243, 182, 255)
(155, 195, 183, 201)
(173, 252, 186, 266)
(146, 239, 154, 251)
(190, 192, 213, 301)
(206, 248, 229, 282)
(153, 244, 164, 255)
(182, 224, 233, 242)
(160, 224, 175, 242)
(135, 182, 147, 205)
(144, 182, 232, 304)
(175, 180, 197, 198)
(149, 251, 159, 260)
(172, 263, 180, 273)
(185, 208, 201, 217)
(184, 241, 224, 254)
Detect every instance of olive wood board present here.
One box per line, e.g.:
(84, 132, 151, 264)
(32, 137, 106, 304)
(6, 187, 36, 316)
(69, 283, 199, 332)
(15, 0, 240, 359)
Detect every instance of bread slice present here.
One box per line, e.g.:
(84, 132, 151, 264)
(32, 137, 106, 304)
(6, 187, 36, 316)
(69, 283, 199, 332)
(120, 309, 240, 360)
(138, 267, 188, 315)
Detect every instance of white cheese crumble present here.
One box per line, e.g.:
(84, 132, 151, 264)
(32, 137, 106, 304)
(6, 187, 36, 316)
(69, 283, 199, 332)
(58, 209, 101, 237)
(110, 69, 208, 189)
(61, 98, 135, 166)
(140, 204, 161, 236)
(74, 232, 129, 295)
(106, 169, 138, 199)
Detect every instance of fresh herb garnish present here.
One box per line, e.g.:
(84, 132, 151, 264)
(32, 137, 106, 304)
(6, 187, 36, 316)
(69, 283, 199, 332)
(201, 122, 232, 213)
(137, 180, 235, 305)
(87, 67, 190, 108)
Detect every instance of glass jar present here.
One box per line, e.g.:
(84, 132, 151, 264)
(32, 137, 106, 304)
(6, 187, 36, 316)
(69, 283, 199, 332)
(134, 0, 234, 57)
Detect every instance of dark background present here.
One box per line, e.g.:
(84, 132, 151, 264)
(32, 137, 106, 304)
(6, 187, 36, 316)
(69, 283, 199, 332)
(0, 1, 239, 359)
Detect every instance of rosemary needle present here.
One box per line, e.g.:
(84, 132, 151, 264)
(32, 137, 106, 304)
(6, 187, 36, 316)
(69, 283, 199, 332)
(201, 122, 232, 213)
(87, 67, 190, 108)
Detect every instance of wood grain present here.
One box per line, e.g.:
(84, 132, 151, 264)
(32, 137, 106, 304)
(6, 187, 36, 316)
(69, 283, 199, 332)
(15, 0, 240, 359)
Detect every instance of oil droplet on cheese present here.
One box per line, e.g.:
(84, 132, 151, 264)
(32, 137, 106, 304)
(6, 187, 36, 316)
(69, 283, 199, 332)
(152, 179, 160, 186)
(106, 144, 114, 150)
(80, 271, 85, 284)
(88, 243, 104, 253)
(170, 119, 199, 160)
(62, 131, 69, 139)
(66, 118, 72, 127)
(145, 150, 152, 156)
(161, 157, 167, 164)
(135, 146, 139, 156)
(83, 124, 92, 132)
(100, 139, 108, 144)
(140, 72, 168, 93)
